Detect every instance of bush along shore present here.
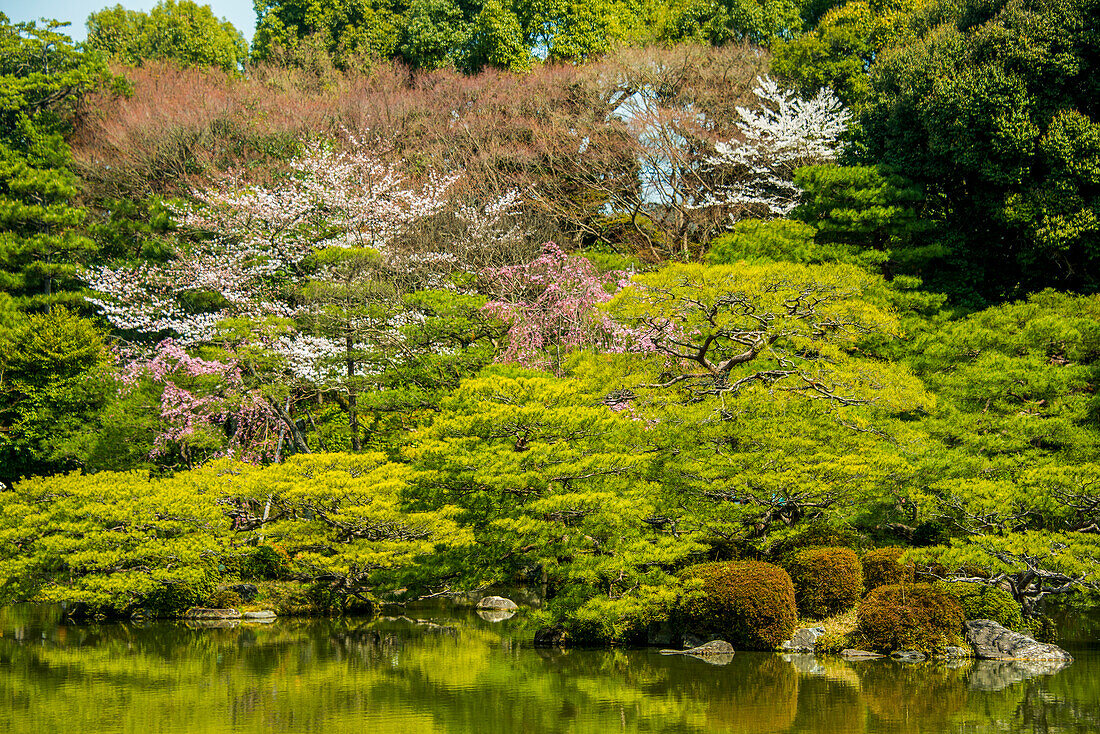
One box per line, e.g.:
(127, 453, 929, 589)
(1, 0, 1099, 653)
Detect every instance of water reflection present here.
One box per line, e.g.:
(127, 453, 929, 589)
(0, 605, 1096, 734)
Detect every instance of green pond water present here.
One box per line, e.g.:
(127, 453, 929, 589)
(1, 604, 1097, 734)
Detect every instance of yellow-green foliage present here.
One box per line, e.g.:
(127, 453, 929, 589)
(0, 454, 474, 616)
(409, 365, 707, 636)
(609, 261, 935, 414)
(858, 583, 964, 653)
(937, 582, 1026, 631)
(679, 561, 797, 650)
(202, 453, 475, 609)
(787, 547, 863, 619)
(861, 546, 914, 593)
(0, 470, 226, 616)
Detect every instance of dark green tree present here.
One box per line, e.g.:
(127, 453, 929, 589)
(252, 0, 401, 69)
(398, 0, 471, 70)
(86, 1, 249, 73)
(857, 0, 1100, 302)
(0, 15, 104, 312)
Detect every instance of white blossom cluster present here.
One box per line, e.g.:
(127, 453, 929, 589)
(704, 76, 851, 218)
(85, 135, 530, 383)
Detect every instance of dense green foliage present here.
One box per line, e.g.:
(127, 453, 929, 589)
(86, 1, 248, 72)
(858, 583, 965, 653)
(787, 546, 863, 618)
(0, 0, 1098, 647)
(937, 581, 1027, 632)
(856, 0, 1100, 301)
(0, 16, 103, 312)
(679, 561, 798, 649)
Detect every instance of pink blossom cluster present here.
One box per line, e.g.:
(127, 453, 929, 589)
(481, 243, 656, 373)
(121, 339, 281, 464)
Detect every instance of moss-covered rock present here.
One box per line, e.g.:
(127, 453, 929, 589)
(680, 561, 797, 650)
(861, 547, 914, 594)
(788, 546, 863, 619)
(858, 583, 965, 653)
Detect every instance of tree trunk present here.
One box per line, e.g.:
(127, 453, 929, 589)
(347, 330, 360, 452)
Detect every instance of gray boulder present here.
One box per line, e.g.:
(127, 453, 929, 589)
(184, 608, 241, 620)
(660, 639, 735, 656)
(229, 584, 258, 602)
(841, 649, 885, 659)
(242, 610, 276, 621)
(476, 595, 518, 611)
(890, 650, 927, 662)
(660, 640, 736, 665)
(781, 626, 826, 653)
(965, 619, 1073, 661)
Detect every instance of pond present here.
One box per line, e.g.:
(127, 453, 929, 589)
(1, 604, 1097, 734)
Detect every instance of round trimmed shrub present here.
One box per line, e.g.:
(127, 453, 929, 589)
(858, 583, 965, 653)
(787, 547, 863, 619)
(861, 547, 914, 594)
(938, 582, 1025, 631)
(679, 561, 797, 650)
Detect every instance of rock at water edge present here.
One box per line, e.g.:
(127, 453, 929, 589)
(965, 619, 1073, 661)
(476, 596, 518, 611)
(841, 649, 885, 659)
(781, 626, 826, 653)
(184, 608, 241, 620)
(242, 610, 276, 620)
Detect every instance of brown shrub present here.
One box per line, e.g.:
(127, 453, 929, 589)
(787, 547, 863, 619)
(679, 561, 797, 650)
(861, 547, 915, 594)
(857, 583, 965, 653)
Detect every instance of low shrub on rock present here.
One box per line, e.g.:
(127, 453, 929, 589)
(858, 583, 965, 653)
(788, 547, 863, 619)
(679, 561, 797, 650)
(938, 582, 1026, 632)
(861, 547, 914, 594)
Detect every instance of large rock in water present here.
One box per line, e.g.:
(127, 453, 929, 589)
(476, 596, 518, 611)
(965, 619, 1073, 661)
(660, 640, 736, 656)
(184, 608, 241, 620)
(781, 626, 826, 653)
(660, 640, 736, 665)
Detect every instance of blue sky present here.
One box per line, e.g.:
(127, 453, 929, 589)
(0, 0, 257, 42)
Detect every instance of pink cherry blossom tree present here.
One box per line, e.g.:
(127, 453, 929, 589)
(481, 243, 655, 374)
(119, 339, 282, 467)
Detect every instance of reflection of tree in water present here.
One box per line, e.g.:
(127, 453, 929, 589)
(1, 607, 1097, 734)
(790, 673, 865, 734)
(859, 661, 970, 734)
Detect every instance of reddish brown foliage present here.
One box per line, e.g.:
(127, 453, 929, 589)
(858, 583, 965, 653)
(679, 560, 797, 650)
(787, 546, 863, 619)
(73, 45, 767, 260)
(861, 546, 916, 594)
